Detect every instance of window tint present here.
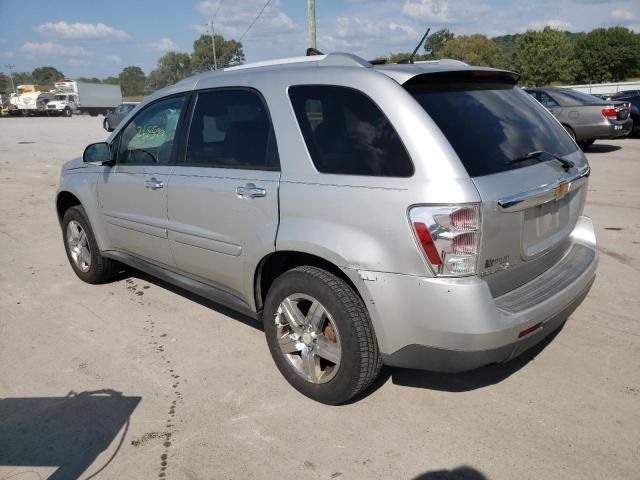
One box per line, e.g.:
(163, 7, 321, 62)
(119, 95, 186, 164)
(551, 89, 607, 106)
(288, 85, 413, 177)
(539, 92, 559, 108)
(407, 80, 578, 177)
(186, 89, 278, 170)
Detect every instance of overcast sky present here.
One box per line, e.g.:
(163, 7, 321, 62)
(1, 0, 639, 79)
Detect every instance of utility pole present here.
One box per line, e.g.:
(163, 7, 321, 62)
(308, 0, 316, 49)
(4, 64, 16, 93)
(209, 21, 218, 70)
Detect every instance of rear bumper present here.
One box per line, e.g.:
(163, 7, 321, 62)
(350, 216, 598, 373)
(577, 118, 632, 140)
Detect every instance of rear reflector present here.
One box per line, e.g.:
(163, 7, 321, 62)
(413, 222, 443, 266)
(518, 322, 543, 338)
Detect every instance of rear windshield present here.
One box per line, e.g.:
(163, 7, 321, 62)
(406, 77, 578, 177)
(549, 89, 607, 106)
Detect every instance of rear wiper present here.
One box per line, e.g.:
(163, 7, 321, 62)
(507, 150, 574, 171)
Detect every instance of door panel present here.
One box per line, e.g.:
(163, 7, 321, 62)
(167, 168, 280, 303)
(98, 164, 174, 266)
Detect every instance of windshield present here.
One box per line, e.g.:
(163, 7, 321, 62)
(406, 78, 578, 177)
(55, 95, 67, 101)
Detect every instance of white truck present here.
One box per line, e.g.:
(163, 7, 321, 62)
(12, 85, 55, 116)
(46, 81, 122, 117)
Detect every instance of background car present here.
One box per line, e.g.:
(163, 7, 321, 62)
(103, 102, 138, 132)
(611, 90, 640, 99)
(525, 87, 632, 149)
(610, 94, 640, 136)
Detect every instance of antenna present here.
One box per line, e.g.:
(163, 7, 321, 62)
(398, 28, 430, 64)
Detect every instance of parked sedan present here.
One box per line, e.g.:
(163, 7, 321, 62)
(611, 94, 640, 136)
(525, 87, 632, 149)
(611, 90, 640, 99)
(103, 102, 138, 132)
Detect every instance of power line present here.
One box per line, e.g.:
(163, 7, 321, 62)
(239, 0, 273, 42)
(212, 0, 224, 27)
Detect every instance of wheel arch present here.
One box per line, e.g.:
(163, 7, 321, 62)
(56, 190, 82, 225)
(254, 250, 364, 314)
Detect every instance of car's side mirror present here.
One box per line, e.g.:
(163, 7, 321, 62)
(83, 142, 113, 165)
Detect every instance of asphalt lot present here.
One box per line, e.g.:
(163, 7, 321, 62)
(0, 116, 639, 480)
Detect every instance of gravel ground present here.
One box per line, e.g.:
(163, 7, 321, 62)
(0, 116, 639, 480)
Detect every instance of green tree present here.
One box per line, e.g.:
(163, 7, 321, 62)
(436, 34, 503, 67)
(77, 77, 102, 83)
(147, 51, 192, 91)
(31, 66, 64, 85)
(12, 72, 33, 86)
(0, 73, 12, 93)
(512, 27, 580, 86)
(191, 34, 244, 71)
(425, 28, 455, 57)
(118, 66, 146, 96)
(576, 27, 640, 83)
(102, 76, 120, 85)
(385, 51, 429, 63)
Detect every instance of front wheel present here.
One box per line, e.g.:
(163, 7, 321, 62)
(62, 206, 119, 283)
(263, 266, 382, 404)
(64, 108, 72, 117)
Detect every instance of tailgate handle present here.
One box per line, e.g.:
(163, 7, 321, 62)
(498, 167, 590, 212)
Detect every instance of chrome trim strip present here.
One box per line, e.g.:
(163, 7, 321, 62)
(497, 167, 590, 212)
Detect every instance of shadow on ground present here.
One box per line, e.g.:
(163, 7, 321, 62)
(0, 389, 141, 480)
(413, 466, 488, 479)
(354, 325, 564, 401)
(584, 143, 622, 154)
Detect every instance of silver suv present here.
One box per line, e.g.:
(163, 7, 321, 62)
(56, 53, 598, 404)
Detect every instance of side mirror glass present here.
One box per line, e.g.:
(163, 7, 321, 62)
(83, 142, 112, 164)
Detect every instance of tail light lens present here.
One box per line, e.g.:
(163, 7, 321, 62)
(409, 204, 481, 277)
(601, 106, 617, 119)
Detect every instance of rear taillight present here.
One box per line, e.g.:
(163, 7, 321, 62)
(601, 106, 617, 119)
(409, 204, 481, 277)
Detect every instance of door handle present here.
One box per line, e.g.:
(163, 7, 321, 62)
(236, 183, 266, 199)
(144, 178, 164, 190)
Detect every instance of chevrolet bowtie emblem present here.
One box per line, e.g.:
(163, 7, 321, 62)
(555, 182, 571, 200)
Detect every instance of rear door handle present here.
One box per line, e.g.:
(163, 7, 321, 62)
(144, 178, 164, 190)
(236, 183, 266, 199)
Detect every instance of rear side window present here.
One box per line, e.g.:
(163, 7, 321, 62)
(288, 85, 413, 177)
(406, 77, 578, 177)
(186, 89, 278, 170)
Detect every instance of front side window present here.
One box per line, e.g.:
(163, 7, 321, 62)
(186, 89, 278, 170)
(539, 92, 559, 108)
(288, 85, 413, 177)
(119, 95, 186, 164)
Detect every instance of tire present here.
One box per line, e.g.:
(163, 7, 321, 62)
(103, 118, 110, 131)
(263, 266, 382, 404)
(64, 108, 72, 117)
(562, 124, 576, 142)
(578, 139, 595, 150)
(62, 206, 119, 284)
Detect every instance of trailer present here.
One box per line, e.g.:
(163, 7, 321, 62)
(46, 81, 122, 116)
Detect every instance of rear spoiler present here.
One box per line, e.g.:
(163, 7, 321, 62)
(403, 69, 521, 88)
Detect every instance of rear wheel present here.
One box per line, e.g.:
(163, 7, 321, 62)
(578, 139, 595, 150)
(62, 206, 119, 284)
(264, 266, 382, 404)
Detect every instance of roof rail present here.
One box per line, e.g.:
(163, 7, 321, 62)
(223, 52, 371, 73)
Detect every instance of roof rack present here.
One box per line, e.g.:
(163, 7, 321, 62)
(223, 52, 371, 73)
